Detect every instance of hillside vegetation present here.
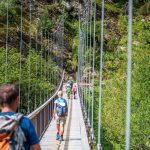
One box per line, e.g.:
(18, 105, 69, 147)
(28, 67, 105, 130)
(0, 0, 149, 149)
(86, 1, 150, 149)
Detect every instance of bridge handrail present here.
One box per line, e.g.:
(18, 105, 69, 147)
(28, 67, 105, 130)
(27, 71, 65, 138)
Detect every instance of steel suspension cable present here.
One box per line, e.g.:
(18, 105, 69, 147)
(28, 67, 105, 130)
(81, 25, 85, 107)
(5, 0, 9, 83)
(91, 0, 96, 134)
(52, 34, 54, 95)
(35, 24, 38, 109)
(83, 3, 86, 118)
(27, 0, 32, 114)
(78, 5, 81, 84)
(61, 10, 64, 72)
(47, 33, 50, 100)
(97, 0, 104, 149)
(54, 32, 56, 91)
(19, 0, 23, 111)
(79, 13, 84, 105)
(46, 32, 49, 98)
(44, 29, 47, 101)
(50, 34, 53, 96)
(87, 0, 91, 121)
(40, 28, 43, 105)
(34, 4, 39, 110)
(88, 0, 92, 126)
(125, 0, 133, 150)
(85, 2, 89, 116)
(83, 7, 87, 114)
(78, 3, 84, 103)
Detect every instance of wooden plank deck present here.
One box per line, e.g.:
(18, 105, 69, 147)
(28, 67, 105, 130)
(40, 84, 90, 150)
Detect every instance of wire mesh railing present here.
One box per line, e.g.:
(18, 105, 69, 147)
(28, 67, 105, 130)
(28, 71, 64, 139)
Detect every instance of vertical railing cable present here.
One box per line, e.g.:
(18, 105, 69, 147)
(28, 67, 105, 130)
(5, 0, 9, 83)
(91, 0, 96, 139)
(97, 0, 104, 149)
(88, 0, 92, 126)
(35, 8, 39, 109)
(19, 0, 23, 111)
(125, 0, 133, 150)
(40, 28, 43, 105)
(44, 29, 47, 101)
(27, 0, 32, 114)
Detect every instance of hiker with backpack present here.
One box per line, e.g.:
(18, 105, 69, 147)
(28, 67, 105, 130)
(68, 77, 73, 90)
(53, 91, 68, 141)
(0, 84, 41, 150)
(72, 83, 77, 99)
(66, 84, 71, 100)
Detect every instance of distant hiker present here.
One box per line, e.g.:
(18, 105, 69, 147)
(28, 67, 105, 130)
(68, 77, 73, 89)
(72, 84, 77, 99)
(0, 84, 41, 150)
(53, 91, 68, 141)
(66, 84, 71, 100)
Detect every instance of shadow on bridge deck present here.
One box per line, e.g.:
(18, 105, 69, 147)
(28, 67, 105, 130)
(40, 84, 90, 150)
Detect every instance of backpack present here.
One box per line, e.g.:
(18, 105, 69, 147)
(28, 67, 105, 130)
(0, 113, 26, 150)
(72, 86, 77, 92)
(56, 98, 68, 117)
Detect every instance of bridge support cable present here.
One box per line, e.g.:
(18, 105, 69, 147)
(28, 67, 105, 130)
(85, 0, 89, 120)
(34, 5, 40, 110)
(40, 28, 43, 106)
(91, 0, 97, 143)
(88, 0, 92, 128)
(84, 3, 88, 121)
(19, 0, 23, 111)
(47, 33, 50, 100)
(49, 34, 53, 96)
(78, 3, 84, 104)
(78, 2, 83, 112)
(125, 0, 133, 150)
(27, 0, 33, 114)
(5, 0, 9, 83)
(44, 29, 47, 102)
(97, 0, 104, 149)
(78, 0, 95, 146)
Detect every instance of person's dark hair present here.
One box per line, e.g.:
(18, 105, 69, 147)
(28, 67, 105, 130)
(0, 84, 19, 106)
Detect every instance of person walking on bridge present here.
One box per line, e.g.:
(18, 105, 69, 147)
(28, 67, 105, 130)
(0, 84, 41, 150)
(72, 83, 77, 99)
(66, 83, 71, 100)
(53, 91, 68, 141)
(68, 77, 73, 89)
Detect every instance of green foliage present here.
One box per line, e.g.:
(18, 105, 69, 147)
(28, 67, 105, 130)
(0, 48, 59, 114)
(0, 0, 20, 25)
(0, 0, 150, 149)
(77, 2, 150, 149)
(138, 2, 150, 15)
(91, 14, 150, 149)
(38, 10, 53, 32)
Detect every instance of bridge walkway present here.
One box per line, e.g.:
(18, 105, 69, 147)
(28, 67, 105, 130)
(40, 84, 90, 150)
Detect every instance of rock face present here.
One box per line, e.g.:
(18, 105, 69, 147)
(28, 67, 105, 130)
(63, 0, 83, 18)
(81, 67, 96, 83)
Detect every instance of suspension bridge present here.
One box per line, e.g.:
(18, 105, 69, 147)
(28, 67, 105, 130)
(0, 0, 136, 149)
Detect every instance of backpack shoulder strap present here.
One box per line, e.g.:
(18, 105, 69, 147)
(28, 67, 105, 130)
(0, 113, 24, 133)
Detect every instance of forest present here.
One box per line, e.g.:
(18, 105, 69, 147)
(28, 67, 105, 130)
(0, 0, 149, 149)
